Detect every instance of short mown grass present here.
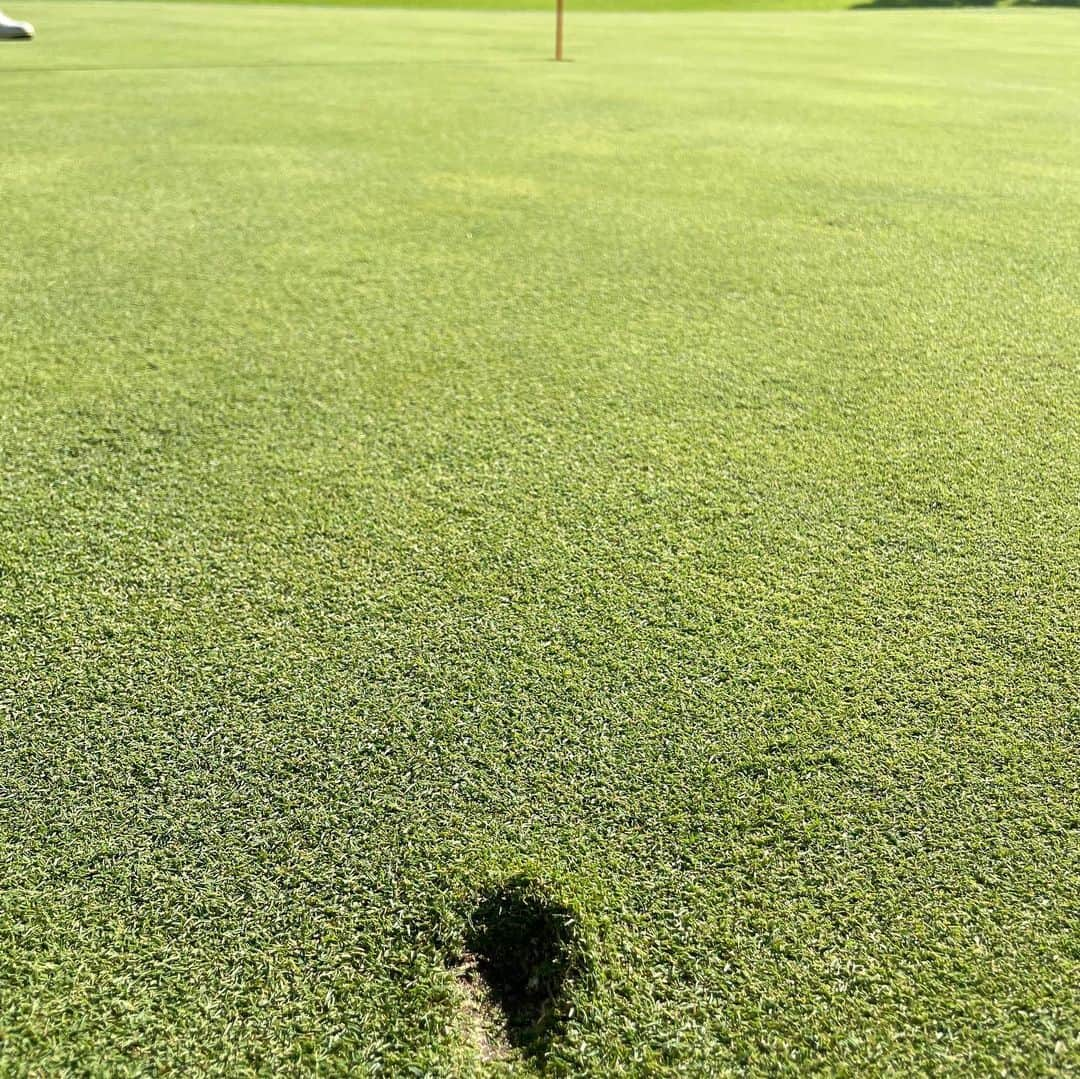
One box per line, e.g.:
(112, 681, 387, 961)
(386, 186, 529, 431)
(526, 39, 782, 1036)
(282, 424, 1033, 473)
(106, 0, 855, 12)
(100, 0, 1080, 11)
(2, 3, 1078, 1075)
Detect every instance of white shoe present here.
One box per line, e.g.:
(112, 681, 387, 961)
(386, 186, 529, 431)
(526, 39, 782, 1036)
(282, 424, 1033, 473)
(0, 10, 34, 39)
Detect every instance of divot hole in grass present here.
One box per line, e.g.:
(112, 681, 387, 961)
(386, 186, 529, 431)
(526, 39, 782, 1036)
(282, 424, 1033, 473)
(457, 877, 584, 1063)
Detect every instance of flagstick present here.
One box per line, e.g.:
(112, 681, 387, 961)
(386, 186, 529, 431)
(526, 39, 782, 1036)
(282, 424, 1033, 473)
(555, 0, 564, 61)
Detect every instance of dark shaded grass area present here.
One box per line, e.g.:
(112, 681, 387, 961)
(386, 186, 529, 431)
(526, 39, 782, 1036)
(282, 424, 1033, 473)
(463, 877, 586, 1059)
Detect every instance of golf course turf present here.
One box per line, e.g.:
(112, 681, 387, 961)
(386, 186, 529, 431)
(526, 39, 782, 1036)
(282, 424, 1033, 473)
(2, 2, 1078, 1074)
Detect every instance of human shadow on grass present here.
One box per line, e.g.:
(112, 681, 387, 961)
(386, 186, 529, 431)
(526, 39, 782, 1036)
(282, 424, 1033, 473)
(459, 876, 586, 1064)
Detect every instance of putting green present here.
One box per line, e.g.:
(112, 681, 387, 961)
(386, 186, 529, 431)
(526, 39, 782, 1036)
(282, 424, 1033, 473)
(1, 3, 1078, 1075)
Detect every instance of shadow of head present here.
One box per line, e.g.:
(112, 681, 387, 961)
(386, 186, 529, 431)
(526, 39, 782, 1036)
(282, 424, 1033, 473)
(464, 877, 584, 1060)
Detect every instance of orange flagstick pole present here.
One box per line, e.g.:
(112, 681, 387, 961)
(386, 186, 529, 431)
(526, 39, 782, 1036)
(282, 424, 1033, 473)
(555, 0, 564, 61)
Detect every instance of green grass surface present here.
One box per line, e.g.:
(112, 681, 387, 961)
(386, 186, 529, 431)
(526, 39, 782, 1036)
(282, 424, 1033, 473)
(3, 3, 1079, 1075)
(96, 0, 1080, 12)
(104, 0, 855, 13)
(98, 0, 1080, 12)
(94, 0, 1080, 12)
